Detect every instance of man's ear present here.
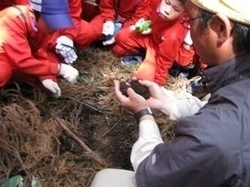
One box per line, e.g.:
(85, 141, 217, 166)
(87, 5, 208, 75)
(211, 13, 232, 45)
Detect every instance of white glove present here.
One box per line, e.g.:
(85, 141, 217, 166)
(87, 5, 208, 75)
(59, 63, 79, 83)
(102, 21, 115, 36)
(55, 36, 78, 64)
(102, 22, 122, 45)
(42, 79, 61, 98)
(102, 37, 115, 46)
(183, 30, 193, 46)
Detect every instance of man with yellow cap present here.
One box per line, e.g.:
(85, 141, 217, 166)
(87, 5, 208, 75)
(91, 0, 250, 186)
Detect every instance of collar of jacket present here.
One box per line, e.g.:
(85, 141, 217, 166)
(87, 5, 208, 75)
(204, 53, 250, 93)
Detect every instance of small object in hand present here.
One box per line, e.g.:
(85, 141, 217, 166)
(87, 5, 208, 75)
(120, 79, 151, 99)
(135, 20, 152, 33)
(61, 43, 76, 51)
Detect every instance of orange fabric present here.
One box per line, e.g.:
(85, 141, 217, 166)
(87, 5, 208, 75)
(0, 5, 59, 87)
(112, 0, 189, 85)
(134, 44, 156, 81)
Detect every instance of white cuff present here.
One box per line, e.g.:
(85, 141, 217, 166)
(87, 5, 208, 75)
(131, 119, 163, 171)
(169, 96, 208, 120)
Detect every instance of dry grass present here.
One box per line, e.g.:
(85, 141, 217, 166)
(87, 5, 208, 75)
(0, 46, 192, 186)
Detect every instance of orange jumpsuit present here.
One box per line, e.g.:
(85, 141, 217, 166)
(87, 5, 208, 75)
(111, 0, 193, 85)
(90, 0, 150, 39)
(0, 5, 59, 87)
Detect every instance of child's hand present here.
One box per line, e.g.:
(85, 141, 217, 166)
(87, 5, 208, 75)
(42, 79, 61, 98)
(55, 36, 77, 64)
(102, 21, 115, 36)
(130, 18, 152, 35)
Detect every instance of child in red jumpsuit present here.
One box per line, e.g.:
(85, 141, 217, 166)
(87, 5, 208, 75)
(0, 0, 79, 98)
(15, 0, 98, 65)
(111, 0, 193, 85)
(89, 0, 150, 46)
(46, 0, 98, 59)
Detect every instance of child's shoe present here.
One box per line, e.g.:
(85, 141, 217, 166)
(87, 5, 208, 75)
(120, 55, 143, 66)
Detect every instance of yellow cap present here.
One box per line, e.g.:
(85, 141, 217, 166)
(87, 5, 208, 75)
(190, 0, 250, 25)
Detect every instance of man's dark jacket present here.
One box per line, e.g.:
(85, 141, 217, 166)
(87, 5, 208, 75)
(136, 54, 250, 187)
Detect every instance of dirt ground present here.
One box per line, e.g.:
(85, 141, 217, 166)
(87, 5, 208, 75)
(0, 45, 194, 187)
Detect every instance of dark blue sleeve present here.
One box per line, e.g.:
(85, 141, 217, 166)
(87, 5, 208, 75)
(135, 108, 241, 187)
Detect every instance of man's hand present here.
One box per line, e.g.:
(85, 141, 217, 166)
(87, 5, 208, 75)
(102, 21, 115, 36)
(55, 36, 78, 64)
(114, 80, 149, 114)
(136, 80, 176, 115)
(42, 79, 61, 98)
(138, 79, 206, 120)
(59, 63, 79, 83)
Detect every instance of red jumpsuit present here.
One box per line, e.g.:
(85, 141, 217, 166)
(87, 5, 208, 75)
(47, 0, 97, 50)
(16, 0, 97, 50)
(0, 0, 13, 11)
(176, 45, 195, 67)
(111, 0, 192, 85)
(82, 0, 100, 22)
(90, 0, 150, 39)
(0, 5, 59, 87)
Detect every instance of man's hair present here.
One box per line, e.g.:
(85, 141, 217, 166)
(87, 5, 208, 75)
(198, 9, 250, 53)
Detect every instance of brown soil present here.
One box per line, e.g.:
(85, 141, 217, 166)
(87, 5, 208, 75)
(120, 79, 151, 99)
(0, 46, 195, 187)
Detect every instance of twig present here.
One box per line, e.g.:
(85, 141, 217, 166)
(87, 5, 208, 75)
(102, 120, 121, 138)
(62, 96, 106, 114)
(105, 116, 111, 126)
(54, 117, 106, 166)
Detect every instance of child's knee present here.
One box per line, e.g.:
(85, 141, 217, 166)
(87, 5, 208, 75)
(0, 65, 12, 87)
